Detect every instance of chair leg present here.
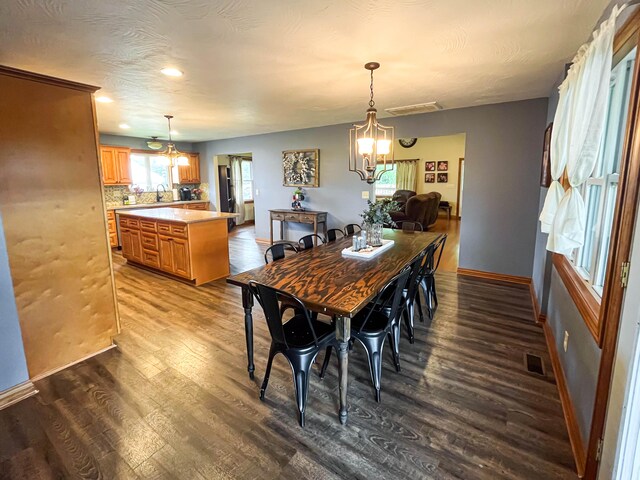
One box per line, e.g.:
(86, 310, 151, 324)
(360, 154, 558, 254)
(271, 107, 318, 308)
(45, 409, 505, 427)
(387, 329, 400, 373)
(423, 276, 434, 319)
(260, 345, 277, 401)
(403, 303, 415, 344)
(356, 335, 386, 402)
(415, 292, 424, 323)
(319, 345, 332, 378)
(431, 276, 438, 307)
(289, 353, 314, 427)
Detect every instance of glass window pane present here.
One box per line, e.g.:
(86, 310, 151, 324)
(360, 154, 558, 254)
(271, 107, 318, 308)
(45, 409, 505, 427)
(375, 164, 396, 197)
(130, 154, 149, 188)
(594, 179, 619, 293)
(241, 161, 253, 180)
(149, 157, 170, 187)
(578, 184, 602, 276)
(242, 180, 253, 201)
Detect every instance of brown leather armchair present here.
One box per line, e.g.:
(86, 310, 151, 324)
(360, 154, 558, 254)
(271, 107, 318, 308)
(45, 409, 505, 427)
(391, 190, 416, 212)
(390, 191, 442, 230)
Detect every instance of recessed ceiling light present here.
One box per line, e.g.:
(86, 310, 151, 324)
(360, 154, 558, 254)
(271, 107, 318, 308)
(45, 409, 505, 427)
(161, 67, 183, 77)
(96, 96, 113, 103)
(170, 130, 178, 135)
(119, 123, 130, 129)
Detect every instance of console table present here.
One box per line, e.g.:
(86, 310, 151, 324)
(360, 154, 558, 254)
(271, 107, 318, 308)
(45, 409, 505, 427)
(269, 209, 328, 246)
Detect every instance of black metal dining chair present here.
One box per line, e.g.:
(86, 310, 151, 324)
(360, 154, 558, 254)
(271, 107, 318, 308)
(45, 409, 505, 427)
(320, 267, 411, 403)
(393, 221, 424, 232)
(343, 224, 362, 236)
(325, 228, 344, 242)
(249, 281, 336, 427)
(264, 241, 299, 264)
(418, 235, 447, 320)
(298, 234, 325, 250)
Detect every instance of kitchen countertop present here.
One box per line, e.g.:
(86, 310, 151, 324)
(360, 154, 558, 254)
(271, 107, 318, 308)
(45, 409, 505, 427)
(106, 200, 208, 211)
(117, 207, 239, 224)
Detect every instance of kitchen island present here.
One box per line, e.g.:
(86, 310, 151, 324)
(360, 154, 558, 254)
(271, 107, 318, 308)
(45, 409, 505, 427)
(117, 207, 238, 285)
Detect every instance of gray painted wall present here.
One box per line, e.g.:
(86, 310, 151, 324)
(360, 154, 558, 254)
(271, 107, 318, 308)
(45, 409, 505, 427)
(0, 213, 29, 392)
(196, 98, 548, 277)
(99, 134, 194, 152)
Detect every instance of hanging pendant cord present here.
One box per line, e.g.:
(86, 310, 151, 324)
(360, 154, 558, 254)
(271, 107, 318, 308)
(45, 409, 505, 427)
(369, 69, 375, 108)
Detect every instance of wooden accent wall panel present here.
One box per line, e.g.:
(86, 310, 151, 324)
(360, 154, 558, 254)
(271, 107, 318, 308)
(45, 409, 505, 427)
(0, 66, 118, 378)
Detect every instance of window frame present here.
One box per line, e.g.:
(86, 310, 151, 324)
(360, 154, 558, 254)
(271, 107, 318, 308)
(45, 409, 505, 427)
(240, 159, 254, 203)
(553, 22, 640, 348)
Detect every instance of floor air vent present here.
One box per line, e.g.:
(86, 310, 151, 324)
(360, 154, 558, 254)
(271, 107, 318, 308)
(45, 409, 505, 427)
(524, 353, 545, 376)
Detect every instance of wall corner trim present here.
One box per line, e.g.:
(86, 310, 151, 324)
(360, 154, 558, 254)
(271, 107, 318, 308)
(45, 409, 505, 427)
(540, 316, 586, 477)
(530, 283, 542, 324)
(0, 381, 38, 411)
(456, 268, 531, 285)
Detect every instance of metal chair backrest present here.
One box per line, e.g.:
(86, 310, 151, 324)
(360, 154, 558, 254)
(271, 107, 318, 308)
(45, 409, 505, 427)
(264, 242, 298, 264)
(298, 234, 325, 250)
(430, 235, 447, 273)
(394, 221, 423, 232)
(356, 266, 412, 334)
(248, 281, 318, 349)
(326, 228, 345, 242)
(344, 224, 362, 236)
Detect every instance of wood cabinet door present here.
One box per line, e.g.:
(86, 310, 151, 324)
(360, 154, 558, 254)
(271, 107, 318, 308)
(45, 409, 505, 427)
(116, 148, 131, 185)
(189, 153, 200, 183)
(130, 229, 143, 263)
(171, 237, 191, 278)
(120, 228, 133, 259)
(100, 147, 118, 184)
(159, 235, 173, 272)
(177, 164, 190, 184)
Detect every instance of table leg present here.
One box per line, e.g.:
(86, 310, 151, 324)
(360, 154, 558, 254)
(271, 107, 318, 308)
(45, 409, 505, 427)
(270, 218, 273, 245)
(280, 221, 284, 242)
(335, 315, 351, 425)
(242, 287, 255, 379)
(313, 221, 318, 246)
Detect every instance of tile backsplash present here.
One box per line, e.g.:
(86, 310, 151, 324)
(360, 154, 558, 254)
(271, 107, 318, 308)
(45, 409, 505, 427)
(104, 183, 209, 208)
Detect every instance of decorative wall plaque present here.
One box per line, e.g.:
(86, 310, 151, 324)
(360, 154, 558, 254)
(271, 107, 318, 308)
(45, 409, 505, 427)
(283, 149, 319, 187)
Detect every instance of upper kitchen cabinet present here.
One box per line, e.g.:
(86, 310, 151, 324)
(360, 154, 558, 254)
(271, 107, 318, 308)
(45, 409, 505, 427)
(100, 146, 131, 185)
(177, 153, 200, 184)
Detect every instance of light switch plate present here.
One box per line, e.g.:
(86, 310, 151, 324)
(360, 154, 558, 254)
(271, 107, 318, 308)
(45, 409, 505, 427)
(362, 191, 370, 199)
(255, 189, 259, 196)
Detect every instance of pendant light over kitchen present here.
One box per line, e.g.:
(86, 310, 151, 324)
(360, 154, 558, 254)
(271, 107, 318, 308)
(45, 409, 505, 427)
(158, 115, 189, 167)
(348, 62, 394, 184)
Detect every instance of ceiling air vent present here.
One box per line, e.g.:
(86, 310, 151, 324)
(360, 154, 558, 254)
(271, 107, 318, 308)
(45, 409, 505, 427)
(385, 102, 443, 116)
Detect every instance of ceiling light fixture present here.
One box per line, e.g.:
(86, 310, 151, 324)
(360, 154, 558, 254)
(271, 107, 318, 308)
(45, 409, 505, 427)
(160, 67, 183, 77)
(348, 62, 394, 184)
(96, 96, 113, 103)
(158, 115, 189, 167)
(119, 123, 130, 129)
(146, 136, 163, 150)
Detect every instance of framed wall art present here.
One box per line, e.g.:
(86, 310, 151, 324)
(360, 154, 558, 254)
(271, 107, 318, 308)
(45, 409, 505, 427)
(437, 173, 448, 183)
(437, 161, 448, 171)
(425, 161, 435, 172)
(425, 173, 435, 183)
(283, 149, 319, 187)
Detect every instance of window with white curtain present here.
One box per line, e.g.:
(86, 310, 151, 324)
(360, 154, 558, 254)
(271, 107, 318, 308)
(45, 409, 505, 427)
(571, 47, 636, 296)
(241, 160, 253, 201)
(374, 164, 397, 197)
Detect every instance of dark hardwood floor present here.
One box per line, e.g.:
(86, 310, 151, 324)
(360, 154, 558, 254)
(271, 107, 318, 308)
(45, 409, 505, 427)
(0, 224, 576, 479)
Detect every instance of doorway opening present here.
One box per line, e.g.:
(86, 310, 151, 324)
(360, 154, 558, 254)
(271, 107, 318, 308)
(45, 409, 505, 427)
(215, 153, 254, 236)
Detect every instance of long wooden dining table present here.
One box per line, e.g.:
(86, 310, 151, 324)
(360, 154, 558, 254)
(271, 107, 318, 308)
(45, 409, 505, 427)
(226, 228, 442, 424)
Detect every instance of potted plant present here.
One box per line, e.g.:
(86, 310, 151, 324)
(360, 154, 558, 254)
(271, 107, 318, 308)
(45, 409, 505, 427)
(360, 199, 398, 246)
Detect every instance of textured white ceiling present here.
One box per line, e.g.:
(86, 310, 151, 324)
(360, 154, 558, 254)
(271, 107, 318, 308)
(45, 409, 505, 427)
(0, 0, 610, 141)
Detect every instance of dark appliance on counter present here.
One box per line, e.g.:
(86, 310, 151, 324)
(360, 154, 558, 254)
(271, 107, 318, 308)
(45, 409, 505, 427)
(218, 165, 236, 231)
(179, 187, 192, 201)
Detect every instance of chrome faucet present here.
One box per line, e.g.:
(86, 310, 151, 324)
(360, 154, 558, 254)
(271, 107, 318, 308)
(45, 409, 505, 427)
(156, 184, 166, 202)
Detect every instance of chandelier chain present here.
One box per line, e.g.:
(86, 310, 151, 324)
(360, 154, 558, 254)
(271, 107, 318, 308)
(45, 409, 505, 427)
(369, 68, 375, 108)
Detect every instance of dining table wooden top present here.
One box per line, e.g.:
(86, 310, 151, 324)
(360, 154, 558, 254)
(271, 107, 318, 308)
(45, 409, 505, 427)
(226, 229, 442, 318)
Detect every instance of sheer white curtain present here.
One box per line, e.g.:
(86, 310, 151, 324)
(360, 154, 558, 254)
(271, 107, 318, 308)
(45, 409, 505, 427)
(231, 156, 245, 225)
(396, 160, 417, 191)
(541, 5, 623, 255)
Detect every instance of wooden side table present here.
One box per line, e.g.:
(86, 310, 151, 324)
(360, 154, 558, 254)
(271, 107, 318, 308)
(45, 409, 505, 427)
(270, 209, 328, 246)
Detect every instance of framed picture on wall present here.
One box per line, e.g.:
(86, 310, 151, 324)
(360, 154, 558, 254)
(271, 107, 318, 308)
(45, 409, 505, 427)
(425, 161, 435, 172)
(282, 149, 319, 187)
(540, 123, 553, 187)
(425, 173, 435, 183)
(437, 173, 448, 183)
(437, 161, 448, 171)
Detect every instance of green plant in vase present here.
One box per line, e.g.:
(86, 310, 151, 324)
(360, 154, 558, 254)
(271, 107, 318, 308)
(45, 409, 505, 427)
(360, 199, 398, 246)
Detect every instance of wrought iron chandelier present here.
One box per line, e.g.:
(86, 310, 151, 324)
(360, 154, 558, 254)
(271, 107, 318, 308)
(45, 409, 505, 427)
(349, 62, 394, 184)
(158, 115, 189, 167)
